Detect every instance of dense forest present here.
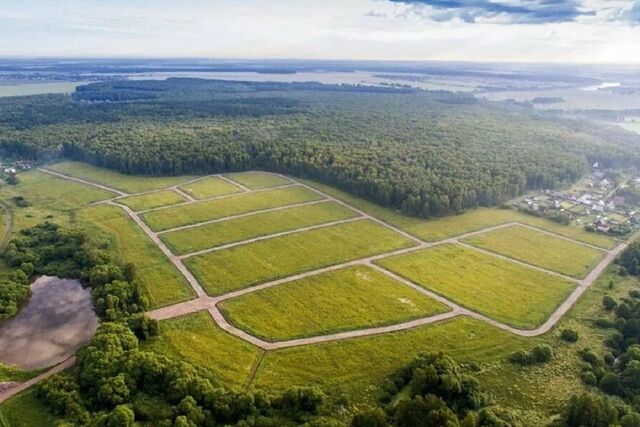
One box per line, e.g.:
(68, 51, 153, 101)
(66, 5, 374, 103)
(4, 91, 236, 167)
(1, 78, 639, 217)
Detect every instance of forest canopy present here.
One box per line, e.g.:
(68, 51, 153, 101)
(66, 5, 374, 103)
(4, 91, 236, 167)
(1, 78, 639, 217)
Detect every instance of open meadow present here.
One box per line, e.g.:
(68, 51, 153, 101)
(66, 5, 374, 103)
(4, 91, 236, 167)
(463, 224, 605, 278)
(117, 190, 187, 211)
(224, 172, 292, 189)
(219, 266, 449, 341)
(185, 219, 415, 295)
(377, 244, 577, 328)
(177, 176, 242, 199)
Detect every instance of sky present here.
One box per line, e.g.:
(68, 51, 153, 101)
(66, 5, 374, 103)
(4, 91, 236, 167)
(1, 0, 640, 63)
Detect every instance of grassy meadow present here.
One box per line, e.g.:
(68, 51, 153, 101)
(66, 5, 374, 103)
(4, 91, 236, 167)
(219, 266, 449, 341)
(142, 186, 323, 231)
(185, 220, 415, 295)
(77, 204, 194, 308)
(117, 190, 186, 211)
(0, 390, 56, 427)
(177, 176, 242, 199)
(161, 201, 358, 255)
(47, 161, 198, 193)
(377, 244, 577, 328)
(463, 225, 605, 278)
(224, 172, 292, 189)
(143, 311, 261, 388)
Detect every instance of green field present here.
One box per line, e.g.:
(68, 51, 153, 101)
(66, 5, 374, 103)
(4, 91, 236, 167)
(142, 186, 323, 232)
(77, 205, 194, 308)
(186, 220, 415, 296)
(143, 311, 261, 387)
(0, 364, 39, 383)
(463, 225, 605, 278)
(219, 266, 449, 341)
(117, 190, 187, 211)
(301, 179, 616, 249)
(225, 172, 292, 189)
(161, 201, 358, 255)
(177, 176, 242, 199)
(47, 161, 198, 193)
(0, 390, 56, 427)
(0, 170, 115, 212)
(377, 244, 576, 328)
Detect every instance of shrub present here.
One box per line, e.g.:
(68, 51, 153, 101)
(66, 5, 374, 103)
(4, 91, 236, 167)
(603, 295, 618, 311)
(600, 373, 625, 396)
(561, 329, 579, 343)
(581, 370, 598, 386)
(351, 408, 389, 427)
(510, 345, 553, 366)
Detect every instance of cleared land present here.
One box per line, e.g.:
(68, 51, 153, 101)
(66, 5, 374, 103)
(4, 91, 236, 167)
(47, 161, 198, 193)
(117, 190, 187, 211)
(225, 172, 291, 189)
(219, 266, 449, 341)
(161, 201, 358, 255)
(185, 220, 415, 296)
(0, 170, 115, 212)
(377, 244, 576, 328)
(463, 225, 605, 278)
(142, 186, 323, 231)
(177, 176, 242, 199)
(302, 179, 616, 249)
(78, 205, 194, 308)
(0, 389, 56, 427)
(143, 311, 260, 387)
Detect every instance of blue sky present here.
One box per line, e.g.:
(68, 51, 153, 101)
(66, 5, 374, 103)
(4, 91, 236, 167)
(1, 0, 639, 63)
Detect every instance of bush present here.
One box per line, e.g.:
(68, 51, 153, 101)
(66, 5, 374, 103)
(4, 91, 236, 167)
(603, 295, 618, 311)
(561, 329, 579, 343)
(581, 370, 598, 386)
(351, 408, 389, 427)
(509, 345, 553, 366)
(600, 373, 625, 396)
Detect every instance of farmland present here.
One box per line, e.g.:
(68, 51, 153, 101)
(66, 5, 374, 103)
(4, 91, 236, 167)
(377, 244, 577, 328)
(224, 172, 292, 189)
(117, 190, 186, 211)
(161, 201, 358, 255)
(185, 219, 415, 295)
(463, 225, 605, 278)
(142, 186, 323, 231)
(219, 266, 449, 341)
(177, 176, 241, 199)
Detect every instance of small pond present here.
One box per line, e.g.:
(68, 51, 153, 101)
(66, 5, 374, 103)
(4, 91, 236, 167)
(0, 276, 98, 370)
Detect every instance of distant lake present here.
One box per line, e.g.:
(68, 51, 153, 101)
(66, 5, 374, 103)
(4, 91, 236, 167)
(0, 82, 87, 98)
(0, 276, 98, 370)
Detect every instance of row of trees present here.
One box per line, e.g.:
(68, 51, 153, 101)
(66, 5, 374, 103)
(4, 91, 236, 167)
(1, 79, 639, 218)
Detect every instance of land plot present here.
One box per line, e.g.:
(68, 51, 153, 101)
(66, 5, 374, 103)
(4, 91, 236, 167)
(117, 190, 187, 211)
(48, 161, 198, 193)
(162, 201, 358, 255)
(225, 172, 292, 189)
(219, 266, 449, 341)
(77, 205, 193, 308)
(376, 244, 576, 328)
(0, 170, 115, 212)
(177, 176, 242, 199)
(143, 311, 261, 387)
(463, 225, 604, 278)
(186, 219, 415, 296)
(142, 186, 322, 232)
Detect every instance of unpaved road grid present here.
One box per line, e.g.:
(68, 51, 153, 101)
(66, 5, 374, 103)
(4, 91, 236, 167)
(1, 167, 627, 402)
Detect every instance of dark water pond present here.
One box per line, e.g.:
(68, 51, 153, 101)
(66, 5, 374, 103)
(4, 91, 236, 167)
(0, 276, 98, 369)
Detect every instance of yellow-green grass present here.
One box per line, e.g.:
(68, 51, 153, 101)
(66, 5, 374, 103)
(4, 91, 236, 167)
(463, 225, 605, 278)
(77, 205, 193, 308)
(0, 390, 56, 427)
(0, 170, 115, 212)
(143, 311, 261, 388)
(377, 244, 576, 328)
(177, 176, 242, 199)
(142, 186, 323, 232)
(161, 201, 358, 255)
(0, 364, 39, 383)
(252, 317, 532, 398)
(301, 179, 616, 249)
(186, 220, 415, 296)
(47, 161, 199, 193)
(225, 172, 291, 189)
(219, 266, 449, 341)
(117, 190, 187, 211)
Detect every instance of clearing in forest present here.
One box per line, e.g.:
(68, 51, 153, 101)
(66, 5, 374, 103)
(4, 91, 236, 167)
(142, 186, 323, 231)
(185, 219, 415, 296)
(218, 266, 449, 341)
(376, 244, 577, 329)
(117, 190, 187, 211)
(177, 176, 242, 199)
(224, 172, 292, 189)
(463, 224, 605, 278)
(161, 201, 358, 255)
